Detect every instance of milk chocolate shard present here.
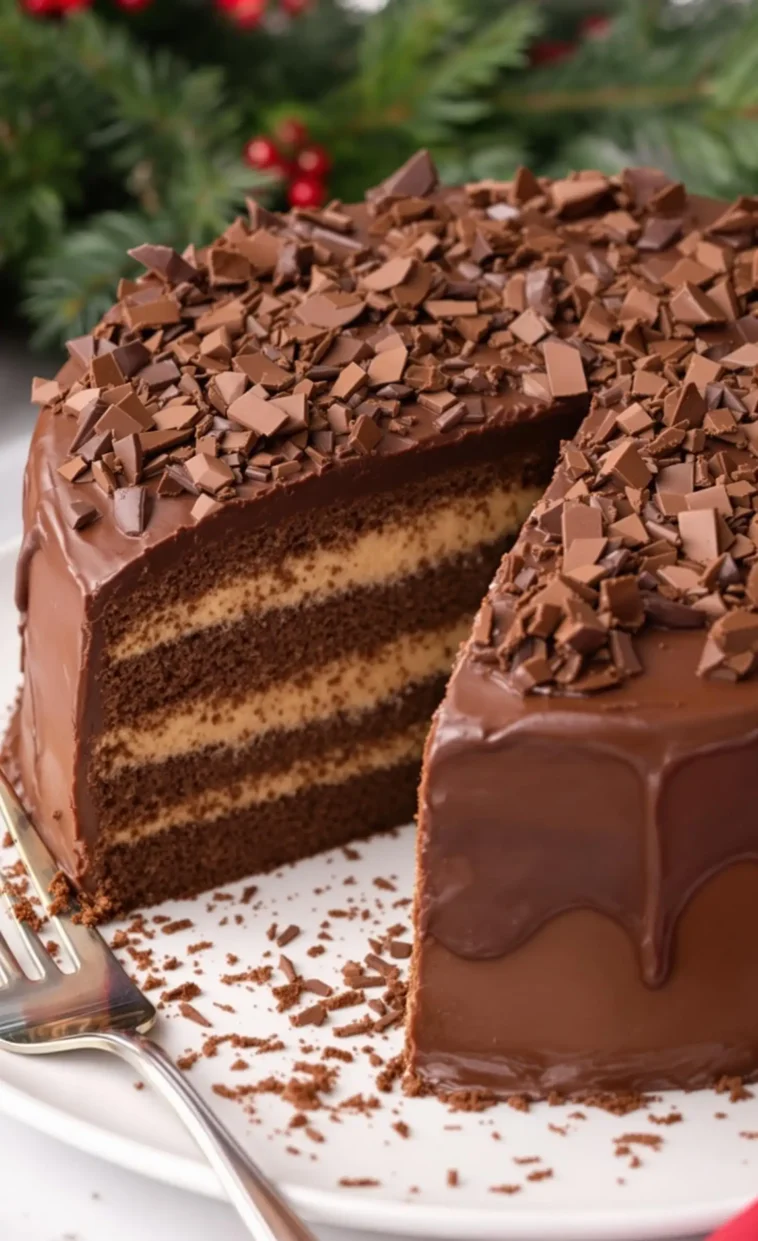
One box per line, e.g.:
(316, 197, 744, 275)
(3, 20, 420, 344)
(408, 177, 758, 1099)
(7, 153, 580, 914)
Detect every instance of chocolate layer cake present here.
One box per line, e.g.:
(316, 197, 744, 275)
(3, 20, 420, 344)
(8, 152, 576, 913)
(408, 171, 758, 1098)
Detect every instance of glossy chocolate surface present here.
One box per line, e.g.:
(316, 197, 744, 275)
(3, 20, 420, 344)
(419, 628, 758, 981)
(409, 864, 758, 1097)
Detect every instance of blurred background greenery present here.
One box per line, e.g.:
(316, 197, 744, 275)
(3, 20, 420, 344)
(3, 0, 758, 347)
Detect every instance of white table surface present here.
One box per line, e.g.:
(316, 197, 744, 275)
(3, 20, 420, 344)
(0, 1108, 373, 1241)
(0, 339, 705, 1241)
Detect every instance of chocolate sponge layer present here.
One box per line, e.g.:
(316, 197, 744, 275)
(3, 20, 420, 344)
(93, 674, 446, 834)
(96, 535, 509, 730)
(92, 761, 421, 912)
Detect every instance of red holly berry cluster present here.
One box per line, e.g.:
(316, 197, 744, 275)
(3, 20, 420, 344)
(530, 12, 610, 65)
(22, 0, 89, 12)
(22, 0, 311, 18)
(216, 0, 312, 27)
(244, 118, 331, 210)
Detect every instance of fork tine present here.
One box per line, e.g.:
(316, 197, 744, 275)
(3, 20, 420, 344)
(0, 772, 106, 970)
(0, 774, 63, 978)
(52, 913, 104, 970)
(0, 772, 59, 903)
(0, 926, 23, 983)
(0, 886, 59, 980)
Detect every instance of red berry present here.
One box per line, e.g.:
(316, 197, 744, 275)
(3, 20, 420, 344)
(529, 39, 575, 66)
(296, 144, 331, 179)
(288, 176, 327, 210)
(117, 0, 153, 9)
(243, 136, 284, 172)
(275, 117, 309, 150)
(581, 14, 611, 38)
(280, 0, 311, 13)
(217, 0, 267, 27)
(21, 0, 59, 13)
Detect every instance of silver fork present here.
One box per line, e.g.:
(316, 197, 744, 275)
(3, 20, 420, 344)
(0, 771, 317, 1241)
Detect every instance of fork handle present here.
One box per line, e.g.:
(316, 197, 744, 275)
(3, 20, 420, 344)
(89, 1028, 319, 1241)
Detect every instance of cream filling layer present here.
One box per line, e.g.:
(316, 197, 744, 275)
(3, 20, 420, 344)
(109, 723, 428, 843)
(99, 619, 468, 773)
(111, 484, 539, 662)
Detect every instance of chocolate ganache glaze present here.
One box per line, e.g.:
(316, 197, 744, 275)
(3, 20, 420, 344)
(409, 506, 758, 1095)
(421, 605, 758, 973)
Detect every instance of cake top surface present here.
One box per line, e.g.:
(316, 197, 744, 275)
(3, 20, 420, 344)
(26, 149, 580, 599)
(31, 151, 550, 515)
(432, 171, 758, 696)
(28, 151, 758, 692)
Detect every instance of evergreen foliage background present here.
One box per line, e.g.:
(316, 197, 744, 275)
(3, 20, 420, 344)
(2, 0, 758, 346)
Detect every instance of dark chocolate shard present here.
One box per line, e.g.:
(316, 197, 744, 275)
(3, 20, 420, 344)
(643, 594, 705, 629)
(110, 341, 151, 378)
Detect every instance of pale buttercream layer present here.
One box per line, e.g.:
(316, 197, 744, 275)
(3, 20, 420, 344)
(98, 619, 468, 773)
(110, 484, 539, 662)
(109, 723, 428, 843)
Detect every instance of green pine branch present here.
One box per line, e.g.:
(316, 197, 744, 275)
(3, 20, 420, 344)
(340, 0, 539, 139)
(415, 3, 541, 141)
(9, 0, 758, 349)
(23, 211, 154, 347)
(0, 2, 268, 344)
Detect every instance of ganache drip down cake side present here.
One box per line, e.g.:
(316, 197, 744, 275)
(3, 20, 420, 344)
(8, 151, 577, 916)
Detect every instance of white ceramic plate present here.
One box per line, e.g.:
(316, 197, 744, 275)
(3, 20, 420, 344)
(0, 538, 755, 1240)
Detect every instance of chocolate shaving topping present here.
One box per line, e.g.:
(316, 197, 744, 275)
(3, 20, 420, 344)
(454, 165, 758, 690)
(64, 499, 99, 531)
(543, 341, 587, 399)
(128, 244, 200, 285)
(191, 494, 222, 523)
(31, 377, 60, 405)
(113, 486, 148, 537)
(113, 433, 143, 485)
(374, 148, 439, 200)
(33, 153, 758, 690)
(42, 155, 626, 547)
(57, 457, 88, 483)
(185, 453, 235, 496)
